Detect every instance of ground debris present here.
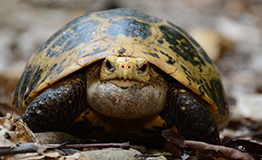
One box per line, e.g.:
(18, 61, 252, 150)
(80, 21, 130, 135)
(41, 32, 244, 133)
(0, 114, 135, 159)
(0, 113, 38, 145)
(220, 136, 262, 160)
(162, 126, 262, 160)
(224, 117, 262, 142)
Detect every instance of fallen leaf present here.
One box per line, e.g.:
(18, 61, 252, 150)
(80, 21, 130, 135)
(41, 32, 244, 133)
(162, 127, 258, 159)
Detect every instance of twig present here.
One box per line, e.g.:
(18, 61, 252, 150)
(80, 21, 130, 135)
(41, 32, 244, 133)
(60, 142, 130, 149)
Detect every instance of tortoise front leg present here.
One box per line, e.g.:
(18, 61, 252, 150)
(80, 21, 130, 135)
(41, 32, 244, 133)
(161, 84, 219, 144)
(22, 73, 88, 132)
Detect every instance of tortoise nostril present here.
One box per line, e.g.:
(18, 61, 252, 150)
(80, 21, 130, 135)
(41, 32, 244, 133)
(121, 65, 131, 69)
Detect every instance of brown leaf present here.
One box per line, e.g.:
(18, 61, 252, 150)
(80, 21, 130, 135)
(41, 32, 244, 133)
(162, 127, 256, 160)
(11, 119, 38, 143)
(0, 113, 38, 154)
(220, 136, 262, 159)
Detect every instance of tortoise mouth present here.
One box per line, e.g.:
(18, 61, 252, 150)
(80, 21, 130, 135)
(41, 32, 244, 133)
(108, 79, 143, 88)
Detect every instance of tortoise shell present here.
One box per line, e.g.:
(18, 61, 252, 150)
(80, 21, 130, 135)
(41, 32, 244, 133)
(12, 8, 228, 130)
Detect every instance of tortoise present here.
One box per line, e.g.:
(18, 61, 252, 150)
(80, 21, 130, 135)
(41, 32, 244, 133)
(12, 8, 229, 145)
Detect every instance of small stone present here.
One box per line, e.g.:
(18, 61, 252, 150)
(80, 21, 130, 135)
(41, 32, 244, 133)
(79, 147, 143, 160)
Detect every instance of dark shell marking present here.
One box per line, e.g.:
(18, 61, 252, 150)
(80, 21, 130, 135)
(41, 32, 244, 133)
(13, 8, 228, 130)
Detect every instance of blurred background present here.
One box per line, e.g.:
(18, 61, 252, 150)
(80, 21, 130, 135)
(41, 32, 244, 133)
(0, 0, 262, 141)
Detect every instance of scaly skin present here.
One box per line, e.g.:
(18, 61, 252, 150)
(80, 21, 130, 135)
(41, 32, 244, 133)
(161, 83, 219, 144)
(22, 73, 88, 132)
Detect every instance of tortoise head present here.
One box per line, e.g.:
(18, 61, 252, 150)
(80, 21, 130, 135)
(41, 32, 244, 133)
(85, 55, 168, 119)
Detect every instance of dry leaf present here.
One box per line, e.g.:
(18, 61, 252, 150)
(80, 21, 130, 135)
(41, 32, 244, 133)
(162, 127, 259, 159)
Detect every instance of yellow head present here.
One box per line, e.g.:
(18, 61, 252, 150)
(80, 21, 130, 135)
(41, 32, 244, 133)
(85, 55, 168, 119)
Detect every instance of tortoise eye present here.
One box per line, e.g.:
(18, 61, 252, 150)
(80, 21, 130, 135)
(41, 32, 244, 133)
(139, 64, 147, 72)
(105, 60, 114, 70)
